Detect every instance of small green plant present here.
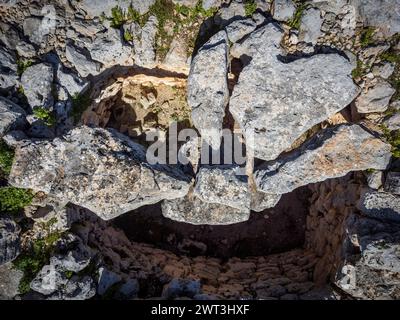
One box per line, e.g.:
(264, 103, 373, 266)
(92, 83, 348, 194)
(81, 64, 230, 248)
(33, 107, 56, 127)
(71, 93, 92, 124)
(381, 51, 400, 64)
(110, 6, 126, 28)
(0, 140, 14, 176)
(0, 187, 33, 214)
(13, 232, 62, 295)
(360, 27, 376, 48)
(16, 59, 33, 76)
(381, 124, 400, 158)
(365, 168, 376, 174)
(351, 59, 365, 79)
(288, 3, 308, 30)
(244, 0, 257, 17)
(124, 30, 133, 42)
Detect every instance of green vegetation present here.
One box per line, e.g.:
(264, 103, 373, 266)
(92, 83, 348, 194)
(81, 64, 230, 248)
(108, 1, 217, 59)
(13, 231, 62, 295)
(351, 59, 366, 79)
(244, 0, 257, 17)
(0, 140, 14, 176)
(0, 187, 33, 214)
(16, 59, 33, 76)
(381, 124, 400, 158)
(33, 107, 56, 127)
(360, 27, 376, 48)
(381, 51, 400, 64)
(71, 93, 92, 124)
(124, 30, 134, 42)
(288, 3, 308, 30)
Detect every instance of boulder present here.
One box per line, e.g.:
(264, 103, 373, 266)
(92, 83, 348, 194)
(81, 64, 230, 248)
(56, 65, 89, 97)
(162, 278, 201, 299)
(97, 267, 121, 296)
(230, 23, 359, 161)
(225, 18, 257, 44)
(21, 63, 54, 109)
(255, 124, 391, 194)
(0, 262, 23, 299)
(9, 126, 191, 220)
(0, 97, 27, 137)
(133, 16, 158, 68)
(384, 172, 400, 195)
(187, 30, 229, 149)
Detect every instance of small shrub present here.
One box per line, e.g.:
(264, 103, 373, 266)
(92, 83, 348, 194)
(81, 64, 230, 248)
(124, 30, 133, 42)
(351, 59, 365, 79)
(244, 0, 257, 17)
(381, 124, 400, 158)
(110, 6, 126, 28)
(17, 59, 33, 76)
(381, 51, 400, 64)
(288, 3, 308, 30)
(13, 231, 62, 295)
(0, 187, 33, 214)
(33, 107, 56, 127)
(0, 140, 14, 176)
(360, 27, 376, 48)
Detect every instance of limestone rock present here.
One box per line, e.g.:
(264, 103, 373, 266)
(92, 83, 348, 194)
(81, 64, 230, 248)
(88, 28, 133, 68)
(230, 24, 359, 161)
(359, 190, 400, 223)
(0, 46, 18, 90)
(162, 190, 250, 225)
(384, 172, 400, 195)
(75, 0, 155, 17)
(9, 126, 191, 220)
(65, 43, 101, 78)
(367, 170, 383, 190)
(0, 217, 20, 266)
(355, 80, 395, 113)
(255, 124, 391, 194)
(356, 0, 400, 36)
(0, 97, 27, 137)
(250, 191, 282, 212)
(299, 8, 323, 45)
(56, 65, 89, 98)
(0, 262, 23, 299)
(188, 30, 229, 149)
(194, 166, 250, 211)
(133, 16, 158, 68)
(21, 63, 54, 109)
(97, 267, 121, 296)
(225, 18, 257, 44)
(384, 113, 400, 131)
(272, 0, 296, 22)
(336, 213, 400, 299)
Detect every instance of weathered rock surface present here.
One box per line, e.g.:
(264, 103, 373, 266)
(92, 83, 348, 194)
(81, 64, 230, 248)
(65, 43, 101, 78)
(0, 262, 23, 299)
(356, 0, 400, 36)
(9, 126, 191, 220)
(0, 97, 27, 137)
(194, 166, 250, 211)
(358, 190, 400, 223)
(230, 23, 359, 161)
(162, 190, 250, 225)
(250, 191, 282, 212)
(188, 30, 229, 149)
(299, 8, 323, 45)
(0, 217, 20, 266)
(255, 124, 391, 194)
(355, 80, 395, 113)
(73, 0, 155, 17)
(21, 63, 54, 109)
(384, 172, 400, 195)
(88, 28, 133, 68)
(56, 65, 89, 98)
(225, 18, 257, 44)
(0, 46, 18, 89)
(272, 0, 296, 22)
(132, 16, 158, 68)
(336, 213, 400, 299)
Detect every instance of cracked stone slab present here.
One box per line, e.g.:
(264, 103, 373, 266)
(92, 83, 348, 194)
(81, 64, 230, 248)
(9, 126, 191, 220)
(187, 30, 229, 149)
(255, 124, 391, 194)
(230, 23, 360, 161)
(358, 189, 400, 223)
